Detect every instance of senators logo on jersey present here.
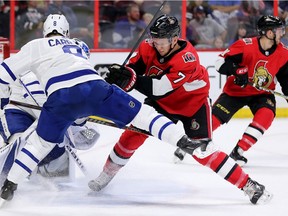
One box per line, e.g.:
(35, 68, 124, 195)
(147, 66, 163, 77)
(252, 60, 273, 88)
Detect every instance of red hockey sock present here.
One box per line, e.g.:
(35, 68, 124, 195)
(194, 151, 249, 188)
(237, 107, 274, 151)
(212, 115, 222, 131)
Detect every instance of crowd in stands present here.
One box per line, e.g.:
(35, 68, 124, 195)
(1, 0, 288, 50)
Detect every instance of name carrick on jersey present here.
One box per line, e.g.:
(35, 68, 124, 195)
(128, 39, 210, 117)
(0, 36, 101, 96)
(219, 37, 288, 97)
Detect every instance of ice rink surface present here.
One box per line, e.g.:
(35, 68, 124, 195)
(1, 117, 287, 216)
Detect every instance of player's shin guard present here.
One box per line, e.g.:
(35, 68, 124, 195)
(1, 131, 55, 202)
(130, 104, 185, 146)
(237, 108, 274, 151)
(194, 150, 249, 189)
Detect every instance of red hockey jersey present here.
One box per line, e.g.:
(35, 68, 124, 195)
(219, 37, 288, 97)
(128, 39, 210, 117)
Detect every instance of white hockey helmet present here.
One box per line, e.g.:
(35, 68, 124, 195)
(43, 14, 69, 38)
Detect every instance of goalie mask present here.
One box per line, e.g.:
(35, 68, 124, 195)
(43, 14, 70, 38)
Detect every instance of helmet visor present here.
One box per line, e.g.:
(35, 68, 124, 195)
(148, 35, 172, 48)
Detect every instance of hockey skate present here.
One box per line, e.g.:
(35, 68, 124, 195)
(88, 171, 115, 192)
(176, 135, 208, 155)
(242, 178, 273, 204)
(173, 147, 186, 163)
(229, 145, 248, 166)
(88, 160, 122, 192)
(0, 179, 17, 206)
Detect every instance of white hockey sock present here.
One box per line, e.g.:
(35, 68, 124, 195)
(7, 131, 55, 184)
(130, 104, 185, 146)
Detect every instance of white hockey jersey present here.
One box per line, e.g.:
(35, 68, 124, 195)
(0, 36, 102, 96)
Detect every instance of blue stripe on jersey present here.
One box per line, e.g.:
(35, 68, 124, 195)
(25, 80, 40, 86)
(23, 90, 45, 98)
(1, 62, 17, 81)
(0, 78, 9, 84)
(0, 141, 18, 176)
(149, 114, 163, 134)
(158, 121, 174, 140)
(21, 148, 40, 163)
(45, 69, 97, 94)
(15, 159, 32, 174)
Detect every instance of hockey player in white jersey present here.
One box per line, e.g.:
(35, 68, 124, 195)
(0, 14, 206, 203)
(0, 39, 99, 184)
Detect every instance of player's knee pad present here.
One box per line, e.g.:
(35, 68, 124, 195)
(118, 129, 148, 150)
(131, 104, 185, 146)
(253, 107, 274, 130)
(192, 139, 219, 159)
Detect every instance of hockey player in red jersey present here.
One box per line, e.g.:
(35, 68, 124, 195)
(175, 15, 288, 166)
(88, 15, 272, 204)
(213, 15, 288, 166)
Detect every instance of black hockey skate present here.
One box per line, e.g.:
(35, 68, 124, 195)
(242, 178, 273, 204)
(229, 145, 248, 166)
(176, 135, 208, 155)
(0, 179, 17, 201)
(173, 147, 186, 163)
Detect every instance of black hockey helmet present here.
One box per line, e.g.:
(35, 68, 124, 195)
(257, 15, 285, 35)
(149, 14, 180, 38)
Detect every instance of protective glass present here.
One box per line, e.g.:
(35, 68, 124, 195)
(274, 26, 285, 36)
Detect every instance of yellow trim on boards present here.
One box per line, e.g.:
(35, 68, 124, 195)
(234, 108, 288, 118)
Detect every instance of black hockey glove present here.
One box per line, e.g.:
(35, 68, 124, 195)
(105, 64, 137, 92)
(176, 135, 209, 155)
(232, 65, 248, 88)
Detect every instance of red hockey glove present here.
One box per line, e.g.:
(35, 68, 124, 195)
(105, 64, 137, 92)
(232, 65, 248, 88)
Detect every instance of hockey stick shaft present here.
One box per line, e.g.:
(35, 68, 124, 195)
(9, 100, 150, 135)
(122, 0, 166, 66)
(248, 82, 288, 100)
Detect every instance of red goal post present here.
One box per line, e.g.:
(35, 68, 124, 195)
(0, 37, 10, 61)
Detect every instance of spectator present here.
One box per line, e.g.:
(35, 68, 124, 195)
(188, 5, 227, 48)
(0, 0, 9, 38)
(45, 0, 78, 29)
(113, 3, 146, 48)
(229, 21, 247, 45)
(81, 22, 114, 49)
(15, 0, 44, 49)
(208, 0, 241, 29)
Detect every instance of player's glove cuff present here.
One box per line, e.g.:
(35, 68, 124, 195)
(105, 63, 137, 92)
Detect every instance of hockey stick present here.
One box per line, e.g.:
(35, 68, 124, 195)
(248, 82, 288, 100)
(9, 100, 150, 135)
(122, 0, 166, 66)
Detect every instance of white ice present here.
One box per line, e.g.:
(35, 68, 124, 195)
(1, 117, 288, 216)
